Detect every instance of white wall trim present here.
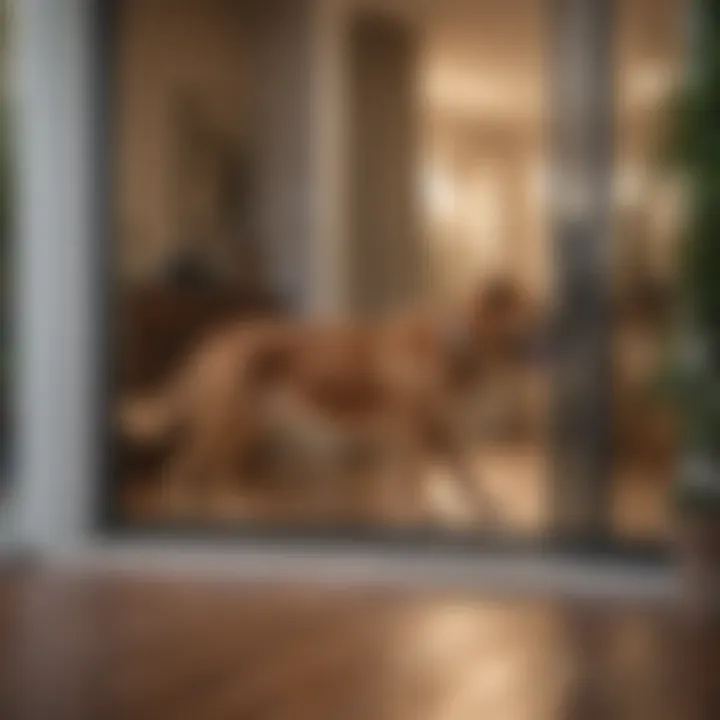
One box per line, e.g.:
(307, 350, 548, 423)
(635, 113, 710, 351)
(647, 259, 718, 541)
(42, 540, 679, 603)
(13, 0, 97, 550)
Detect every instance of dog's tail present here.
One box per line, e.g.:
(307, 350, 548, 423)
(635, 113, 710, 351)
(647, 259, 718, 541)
(117, 376, 185, 445)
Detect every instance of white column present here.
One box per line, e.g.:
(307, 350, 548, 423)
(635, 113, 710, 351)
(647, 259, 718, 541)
(307, 0, 348, 318)
(254, 0, 348, 318)
(12, 0, 96, 550)
(346, 12, 421, 317)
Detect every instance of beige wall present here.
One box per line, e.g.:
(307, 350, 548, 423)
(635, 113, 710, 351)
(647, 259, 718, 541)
(424, 115, 549, 305)
(116, 0, 262, 281)
(117, 0, 324, 312)
(115, 0, 554, 311)
(346, 13, 422, 316)
(253, 0, 316, 310)
(612, 0, 688, 288)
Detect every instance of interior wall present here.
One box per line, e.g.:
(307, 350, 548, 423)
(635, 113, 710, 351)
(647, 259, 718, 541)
(116, 0, 554, 313)
(346, 12, 422, 316)
(612, 0, 688, 287)
(253, 0, 316, 311)
(424, 116, 548, 305)
(116, 0, 262, 282)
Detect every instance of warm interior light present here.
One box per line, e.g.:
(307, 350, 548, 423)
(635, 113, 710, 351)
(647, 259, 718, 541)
(424, 66, 535, 119)
(615, 165, 644, 208)
(628, 65, 673, 106)
(424, 165, 456, 223)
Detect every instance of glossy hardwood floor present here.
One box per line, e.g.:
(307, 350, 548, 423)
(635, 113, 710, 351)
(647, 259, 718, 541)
(0, 564, 716, 720)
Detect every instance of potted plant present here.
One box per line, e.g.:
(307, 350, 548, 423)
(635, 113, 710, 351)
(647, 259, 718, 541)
(654, 332, 720, 612)
(661, 0, 720, 614)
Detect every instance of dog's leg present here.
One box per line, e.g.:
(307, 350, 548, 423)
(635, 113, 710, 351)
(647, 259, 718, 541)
(389, 454, 426, 525)
(160, 419, 236, 519)
(301, 438, 347, 523)
(312, 457, 342, 522)
(443, 437, 501, 528)
(375, 424, 426, 525)
(160, 443, 203, 517)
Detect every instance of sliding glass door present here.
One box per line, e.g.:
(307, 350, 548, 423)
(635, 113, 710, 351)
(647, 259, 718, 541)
(104, 0, 687, 551)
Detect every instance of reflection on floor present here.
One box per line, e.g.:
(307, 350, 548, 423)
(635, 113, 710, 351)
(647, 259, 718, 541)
(119, 440, 672, 540)
(0, 567, 708, 720)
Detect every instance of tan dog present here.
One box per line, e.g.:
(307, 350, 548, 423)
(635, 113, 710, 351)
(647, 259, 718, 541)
(120, 279, 540, 521)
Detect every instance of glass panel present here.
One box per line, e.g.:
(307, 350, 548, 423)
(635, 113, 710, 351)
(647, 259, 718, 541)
(549, 0, 615, 540)
(610, 0, 688, 542)
(110, 0, 554, 536)
(418, 0, 553, 536)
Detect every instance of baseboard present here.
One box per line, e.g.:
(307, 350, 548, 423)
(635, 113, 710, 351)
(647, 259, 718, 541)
(42, 538, 680, 603)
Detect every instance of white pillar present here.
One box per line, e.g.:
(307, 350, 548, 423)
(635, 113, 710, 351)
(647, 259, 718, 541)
(12, 0, 97, 550)
(254, 0, 348, 318)
(307, 0, 348, 318)
(345, 12, 421, 317)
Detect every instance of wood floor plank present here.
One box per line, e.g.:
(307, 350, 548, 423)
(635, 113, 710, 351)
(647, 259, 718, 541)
(0, 567, 710, 720)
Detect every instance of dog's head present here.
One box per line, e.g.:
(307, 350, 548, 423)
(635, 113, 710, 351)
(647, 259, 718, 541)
(442, 277, 546, 383)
